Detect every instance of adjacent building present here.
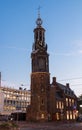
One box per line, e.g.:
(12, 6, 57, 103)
(0, 85, 30, 117)
(50, 77, 77, 121)
(77, 95, 82, 115)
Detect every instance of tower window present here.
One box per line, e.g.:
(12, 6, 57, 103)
(40, 83, 45, 92)
(41, 99, 44, 105)
(40, 31, 42, 41)
(41, 113, 44, 119)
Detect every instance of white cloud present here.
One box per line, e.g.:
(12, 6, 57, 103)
(78, 50, 82, 54)
(72, 40, 82, 47)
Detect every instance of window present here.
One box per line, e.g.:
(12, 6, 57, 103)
(69, 99, 71, 106)
(72, 99, 74, 106)
(56, 101, 59, 109)
(40, 31, 42, 41)
(66, 98, 68, 106)
(41, 113, 44, 119)
(73, 111, 76, 119)
(41, 99, 44, 105)
(70, 111, 72, 120)
(59, 101, 61, 109)
(66, 111, 69, 120)
(56, 113, 60, 120)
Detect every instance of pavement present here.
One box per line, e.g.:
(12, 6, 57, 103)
(18, 121, 82, 130)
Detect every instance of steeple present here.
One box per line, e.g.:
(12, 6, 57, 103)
(27, 12, 50, 122)
(32, 10, 47, 52)
(36, 7, 43, 27)
(31, 11, 49, 73)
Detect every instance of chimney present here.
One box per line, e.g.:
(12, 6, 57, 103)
(0, 72, 1, 87)
(52, 77, 56, 84)
(66, 83, 69, 88)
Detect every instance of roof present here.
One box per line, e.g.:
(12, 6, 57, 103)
(56, 91, 63, 100)
(56, 82, 77, 98)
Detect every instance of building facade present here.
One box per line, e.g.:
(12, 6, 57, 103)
(0, 86, 30, 116)
(50, 77, 77, 121)
(77, 95, 82, 116)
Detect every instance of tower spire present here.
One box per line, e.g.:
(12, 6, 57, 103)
(36, 6, 43, 26)
(38, 6, 41, 18)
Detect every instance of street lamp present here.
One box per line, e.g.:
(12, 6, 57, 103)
(80, 105, 82, 108)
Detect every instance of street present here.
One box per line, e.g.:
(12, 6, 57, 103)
(18, 121, 82, 130)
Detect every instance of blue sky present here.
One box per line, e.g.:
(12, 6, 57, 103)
(0, 0, 82, 96)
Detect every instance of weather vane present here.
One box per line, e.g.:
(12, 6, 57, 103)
(38, 6, 41, 18)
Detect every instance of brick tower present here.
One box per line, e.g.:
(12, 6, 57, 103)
(27, 12, 50, 121)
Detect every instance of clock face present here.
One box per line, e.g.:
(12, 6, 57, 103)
(39, 58, 45, 70)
